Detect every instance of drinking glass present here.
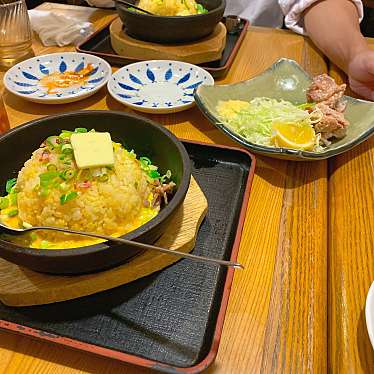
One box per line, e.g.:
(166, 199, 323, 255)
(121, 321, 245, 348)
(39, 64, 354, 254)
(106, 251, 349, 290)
(0, 0, 33, 70)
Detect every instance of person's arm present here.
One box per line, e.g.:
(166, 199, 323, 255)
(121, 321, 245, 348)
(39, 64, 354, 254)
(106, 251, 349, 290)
(304, 0, 365, 73)
(304, 0, 374, 100)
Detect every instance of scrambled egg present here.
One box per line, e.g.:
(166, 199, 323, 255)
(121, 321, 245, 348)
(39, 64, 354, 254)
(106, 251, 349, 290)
(138, 0, 201, 16)
(216, 100, 251, 120)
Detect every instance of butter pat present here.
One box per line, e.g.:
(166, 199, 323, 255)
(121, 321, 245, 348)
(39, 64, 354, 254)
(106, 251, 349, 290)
(70, 132, 114, 169)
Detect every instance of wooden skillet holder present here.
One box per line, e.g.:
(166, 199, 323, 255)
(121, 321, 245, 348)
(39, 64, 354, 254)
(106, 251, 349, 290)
(0, 177, 208, 307)
(110, 17, 227, 64)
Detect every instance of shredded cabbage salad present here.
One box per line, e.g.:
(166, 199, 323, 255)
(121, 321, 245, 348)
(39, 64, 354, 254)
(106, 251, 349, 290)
(216, 98, 318, 147)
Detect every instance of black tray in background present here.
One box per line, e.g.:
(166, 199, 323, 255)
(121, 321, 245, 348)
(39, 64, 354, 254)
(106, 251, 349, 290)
(76, 17, 249, 79)
(0, 141, 255, 372)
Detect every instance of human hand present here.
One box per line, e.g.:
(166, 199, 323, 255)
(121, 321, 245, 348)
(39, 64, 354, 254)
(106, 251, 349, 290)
(347, 48, 374, 100)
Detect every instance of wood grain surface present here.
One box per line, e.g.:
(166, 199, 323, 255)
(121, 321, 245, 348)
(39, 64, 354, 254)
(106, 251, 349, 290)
(0, 93, 9, 135)
(327, 47, 374, 372)
(0, 3, 371, 373)
(0, 177, 207, 306)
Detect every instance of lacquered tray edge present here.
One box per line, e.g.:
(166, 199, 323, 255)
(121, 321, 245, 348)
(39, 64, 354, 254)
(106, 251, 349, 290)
(204, 19, 249, 76)
(0, 140, 256, 374)
(75, 17, 250, 79)
(178, 140, 256, 374)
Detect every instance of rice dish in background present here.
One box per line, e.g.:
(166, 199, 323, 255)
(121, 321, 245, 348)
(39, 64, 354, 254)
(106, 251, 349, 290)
(136, 0, 208, 16)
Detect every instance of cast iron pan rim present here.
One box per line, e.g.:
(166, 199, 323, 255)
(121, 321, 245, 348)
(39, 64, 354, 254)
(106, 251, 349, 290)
(0, 110, 191, 258)
(115, 0, 226, 20)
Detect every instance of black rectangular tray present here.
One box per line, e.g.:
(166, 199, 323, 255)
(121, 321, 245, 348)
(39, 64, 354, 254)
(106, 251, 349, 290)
(0, 140, 255, 373)
(76, 17, 249, 79)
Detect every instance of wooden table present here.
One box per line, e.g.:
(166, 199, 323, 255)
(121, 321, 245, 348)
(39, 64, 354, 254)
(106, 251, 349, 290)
(0, 4, 373, 373)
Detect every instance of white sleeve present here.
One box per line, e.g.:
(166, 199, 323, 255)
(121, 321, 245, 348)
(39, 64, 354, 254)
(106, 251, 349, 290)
(85, 0, 115, 8)
(279, 0, 364, 35)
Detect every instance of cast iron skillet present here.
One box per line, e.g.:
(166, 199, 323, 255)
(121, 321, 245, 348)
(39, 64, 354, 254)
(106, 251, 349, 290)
(0, 111, 191, 274)
(115, 0, 226, 43)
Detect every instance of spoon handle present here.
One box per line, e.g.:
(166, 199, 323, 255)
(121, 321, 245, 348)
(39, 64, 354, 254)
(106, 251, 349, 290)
(29, 226, 244, 269)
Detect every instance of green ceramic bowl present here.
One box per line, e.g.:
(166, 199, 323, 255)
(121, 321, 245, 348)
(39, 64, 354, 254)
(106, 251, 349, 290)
(194, 58, 374, 160)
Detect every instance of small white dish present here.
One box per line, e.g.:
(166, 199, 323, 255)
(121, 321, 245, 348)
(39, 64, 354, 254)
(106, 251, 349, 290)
(107, 60, 214, 114)
(366, 281, 374, 350)
(4, 52, 111, 104)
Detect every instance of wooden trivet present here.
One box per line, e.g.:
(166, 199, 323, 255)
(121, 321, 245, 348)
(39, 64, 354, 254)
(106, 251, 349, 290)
(110, 17, 227, 64)
(0, 177, 207, 307)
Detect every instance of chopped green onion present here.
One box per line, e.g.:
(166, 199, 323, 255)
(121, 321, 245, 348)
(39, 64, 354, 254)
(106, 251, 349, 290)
(127, 6, 145, 13)
(60, 130, 73, 138)
(40, 171, 59, 181)
(9, 193, 17, 206)
(149, 170, 160, 179)
(50, 179, 61, 189)
(0, 197, 9, 209)
(5, 178, 17, 193)
(140, 157, 152, 165)
(160, 169, 172, 183)
(98, 174, 109, 182)
(74, 127, 88, 133)
(196, 3, 208, 13)
(59, 155, 66, 161)
(7, 209, 18, 217)
(60, 169, 76, 180)
(61, 144, 73, 154)
(46, 136, 60, 149)
(30, 232, 37, 241)
(60, 191, 78, 205)
(39, 171, 59, 188)
(47, 164, 57, 172)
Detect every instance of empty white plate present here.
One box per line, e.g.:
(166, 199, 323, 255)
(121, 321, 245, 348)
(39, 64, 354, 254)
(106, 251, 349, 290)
(366, 281, 374, 350)
(107, 60, 214, 114)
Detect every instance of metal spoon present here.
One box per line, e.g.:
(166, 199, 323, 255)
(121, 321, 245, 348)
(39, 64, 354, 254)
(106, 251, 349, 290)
(0, 223, 244, 269)
(115, 0, 154, 15)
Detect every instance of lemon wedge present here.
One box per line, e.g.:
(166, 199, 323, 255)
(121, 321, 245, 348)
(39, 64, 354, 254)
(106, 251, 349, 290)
(271, 122, 316, 151)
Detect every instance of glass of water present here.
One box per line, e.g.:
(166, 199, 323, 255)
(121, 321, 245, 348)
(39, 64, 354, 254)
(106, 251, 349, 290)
(0, 0, 33, 70)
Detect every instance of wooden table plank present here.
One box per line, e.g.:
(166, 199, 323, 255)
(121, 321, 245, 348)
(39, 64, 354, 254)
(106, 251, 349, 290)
(205, 28, 328, 374)
(0, 6, 329, 373)
(0, 92, 9, 135)
(328, 40, 374, 373)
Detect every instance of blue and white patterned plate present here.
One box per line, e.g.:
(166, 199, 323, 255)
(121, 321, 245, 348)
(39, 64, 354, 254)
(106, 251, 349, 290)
(107, 60, 214, 114)
(4, 52, 111, 104)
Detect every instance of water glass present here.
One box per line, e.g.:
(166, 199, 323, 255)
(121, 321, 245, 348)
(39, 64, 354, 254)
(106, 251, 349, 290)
(0, 0, 33, 70)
